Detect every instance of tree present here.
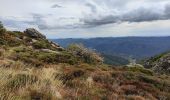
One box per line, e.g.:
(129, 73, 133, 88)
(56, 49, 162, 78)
(0, 21, 6, 34)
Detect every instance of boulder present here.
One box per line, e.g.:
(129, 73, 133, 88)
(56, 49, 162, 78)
(24, 28, 46, 39)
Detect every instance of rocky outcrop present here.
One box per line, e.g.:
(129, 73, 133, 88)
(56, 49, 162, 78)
(48, 40, 64, 51)
(144, 53, 170, 74)
(24, 28, 46, 39)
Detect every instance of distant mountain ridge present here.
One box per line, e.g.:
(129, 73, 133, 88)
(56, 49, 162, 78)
(52, 36, 170, 60)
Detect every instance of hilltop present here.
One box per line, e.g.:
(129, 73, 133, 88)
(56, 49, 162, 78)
(0, 22, 170, 100)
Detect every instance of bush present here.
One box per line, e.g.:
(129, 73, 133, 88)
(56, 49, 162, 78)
(32, 40, 51, 49)
(0, 38, 5, 45)
(0, 21, 6, 34)
(67, 44, 103, 64)
(1, 32, 22, 46)
(127, 66, 153, 76)
(37, 51, 77, 65)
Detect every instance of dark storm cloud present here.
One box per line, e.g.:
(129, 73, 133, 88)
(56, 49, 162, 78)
(82, 5, 170, 27)
(165, 4, 170, 18)
(83, 15, 119, 27)
(122, 8, 163, 22)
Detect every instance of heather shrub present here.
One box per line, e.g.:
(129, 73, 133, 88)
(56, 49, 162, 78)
(32, 40, 51, 49)
(67, 44, 103, 64)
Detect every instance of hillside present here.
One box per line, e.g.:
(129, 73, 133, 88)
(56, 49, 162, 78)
(0, 23, 170, 99)
(144, 51, 170, 75)
(102, 54, 129, 66)
(53, 37, 170, 60)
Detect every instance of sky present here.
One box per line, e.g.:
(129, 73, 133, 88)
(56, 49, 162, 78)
(0, 0, 170, 38)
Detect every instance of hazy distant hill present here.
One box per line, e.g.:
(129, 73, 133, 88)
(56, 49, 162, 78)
(52, 37, 170, 60)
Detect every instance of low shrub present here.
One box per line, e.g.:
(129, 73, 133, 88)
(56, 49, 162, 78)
(127, 66, 153, 76)
(37, 51, 77, 65)
(138, 75, 170, 92)
(32, 40, 51, 49)
(59, 69, 85, 84)
(0, 38, 5, 45)
(67, 44, 103, 64)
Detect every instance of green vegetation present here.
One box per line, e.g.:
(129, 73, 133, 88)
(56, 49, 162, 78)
(126, 66, 153, 76)
(143, 51, 170, 74)
(67, 44, 103, 64)
(146, 52, 168, 63)
(32, 40, 51, 49)
(0, 21, 6, 34)
(11, 46, 77, 66)
(103, 54, 129, 65)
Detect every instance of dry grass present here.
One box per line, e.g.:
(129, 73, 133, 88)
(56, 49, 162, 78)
(0, 48, 170, 100)
(0, 62, 64, 100)
(0, 59, 170, 100)
(0, 29, 170, 99)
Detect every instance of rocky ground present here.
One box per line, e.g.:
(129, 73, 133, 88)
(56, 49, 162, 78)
(144, 52, 170, 75)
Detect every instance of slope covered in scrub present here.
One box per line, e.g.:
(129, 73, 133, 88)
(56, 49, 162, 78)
(144, 51, 170, 75)
(0, 22, 170, 100)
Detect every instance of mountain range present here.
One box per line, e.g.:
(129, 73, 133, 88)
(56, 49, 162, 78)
(53, 37, 170, 60)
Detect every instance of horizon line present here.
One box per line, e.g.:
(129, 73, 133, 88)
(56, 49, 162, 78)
(49, 35, 170, 39)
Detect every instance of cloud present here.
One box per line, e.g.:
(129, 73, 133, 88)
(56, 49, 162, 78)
(31, 4, 170, 30)
(165, 4, 170, 18)
(85, 3, 97, 13)
(31, 14, 48, 29)
(81, 5, 170, 27)
(1, 0, 170, 38)
(51, 4, 63, 8)
(2, 3, 170, 31)
(122, 8, 164, 22)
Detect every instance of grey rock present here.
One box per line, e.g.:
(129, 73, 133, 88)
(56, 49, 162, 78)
(24, 28, 46, 39)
